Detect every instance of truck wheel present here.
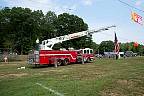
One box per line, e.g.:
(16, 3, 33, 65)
(77, 58, 82, 63)
(57, 59, 62, 66)
(63, 59, 69, 66)
(86, 58, 90, 63)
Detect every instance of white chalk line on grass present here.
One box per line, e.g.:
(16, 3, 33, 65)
(36, 83, 64, 96)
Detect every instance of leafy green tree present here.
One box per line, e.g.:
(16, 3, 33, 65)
(28, 10, 44, 49)
(41, 11, 57, 40)
(0, 7, 45, 54)
(55, 13, 89, 49)
(119, 42, 144, 55)
(98, 40, 114, 54)
(91, 42, 99, 53)
(0, 7, 12, 48)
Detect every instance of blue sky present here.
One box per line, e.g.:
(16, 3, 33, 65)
(0, 0, 144, 45)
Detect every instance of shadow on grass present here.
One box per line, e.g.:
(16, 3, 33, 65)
(28, 64, 54, 69)
(28, 62, 91, 69)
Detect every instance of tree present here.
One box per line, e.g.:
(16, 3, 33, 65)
(41, 11, 57, 40)
(98, 40, 114, 54)
(55, 13, 89, 49)
(1, 7, 91, 53)
(0, 7, 45, 54)
(0, 7, 12, 48)
(91, 42, 99, 53)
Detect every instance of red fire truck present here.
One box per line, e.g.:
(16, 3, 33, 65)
(28, 25, 115, 67)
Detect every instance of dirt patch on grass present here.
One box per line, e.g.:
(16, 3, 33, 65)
(101, 79, 144, 96)
(70, 72, 105, 80)
(100, 89, 124, 96)
(42, 69, 66, 73)
(9, 73, 28, 77)
(41, 67, 73, 73)
(117, 80, 128, 86)
(0, 63, 18, 66)
(0, 61, 27, 66)
(100, 80, 137, 96)
(116, 79, 138, 88)
(0, 73, 28, 78)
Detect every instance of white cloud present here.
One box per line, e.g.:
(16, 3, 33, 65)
(3, 0, 53, 13)
(2, 0, 77, 14)
(135, 0, 142, 6)
(81, 0, 93, 6)
(80, 0, 102, 6)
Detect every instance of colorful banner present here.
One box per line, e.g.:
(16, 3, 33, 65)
(131, 12, 143, 25)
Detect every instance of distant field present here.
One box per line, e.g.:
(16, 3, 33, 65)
(0, 57, 144, 96)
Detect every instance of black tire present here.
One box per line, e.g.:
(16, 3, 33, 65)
(86, 58, 90, 63)
(34, 64, 40, 68)
(57, 59, 62, 66)
(77, 58, 82, 63)
(63, 59, 69, 66)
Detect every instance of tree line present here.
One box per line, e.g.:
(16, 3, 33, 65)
(96, 41, 144, 55)
(0, 7, 144, 55)
(0, 7, 93, 54)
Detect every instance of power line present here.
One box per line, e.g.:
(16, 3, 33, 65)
(117, 0, 144, 13)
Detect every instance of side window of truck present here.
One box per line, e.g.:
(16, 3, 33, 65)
(87, 50, 89, 54)
(84, 50, 87, 54)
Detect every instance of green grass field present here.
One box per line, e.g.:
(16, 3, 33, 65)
(0, 57, 144, 96)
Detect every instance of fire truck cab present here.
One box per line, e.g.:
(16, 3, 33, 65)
(80, 48, 94, 62)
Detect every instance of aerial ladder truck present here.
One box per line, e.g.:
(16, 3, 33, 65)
(28, 25, 116, 67)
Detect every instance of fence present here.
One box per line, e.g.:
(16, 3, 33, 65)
(0, 48, 20, 62)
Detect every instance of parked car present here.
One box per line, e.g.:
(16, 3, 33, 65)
(125, 51, 133, 57)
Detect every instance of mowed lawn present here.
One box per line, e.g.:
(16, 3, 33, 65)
(0, 57, 144, 96)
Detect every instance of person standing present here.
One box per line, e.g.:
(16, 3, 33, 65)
(4, 56, 8, 63)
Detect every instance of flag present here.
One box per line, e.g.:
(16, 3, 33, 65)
(131, 11, 143, 25)
(114, 33, 120, 54)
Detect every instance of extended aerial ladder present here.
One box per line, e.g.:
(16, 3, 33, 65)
(40, 25, 116, 50)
